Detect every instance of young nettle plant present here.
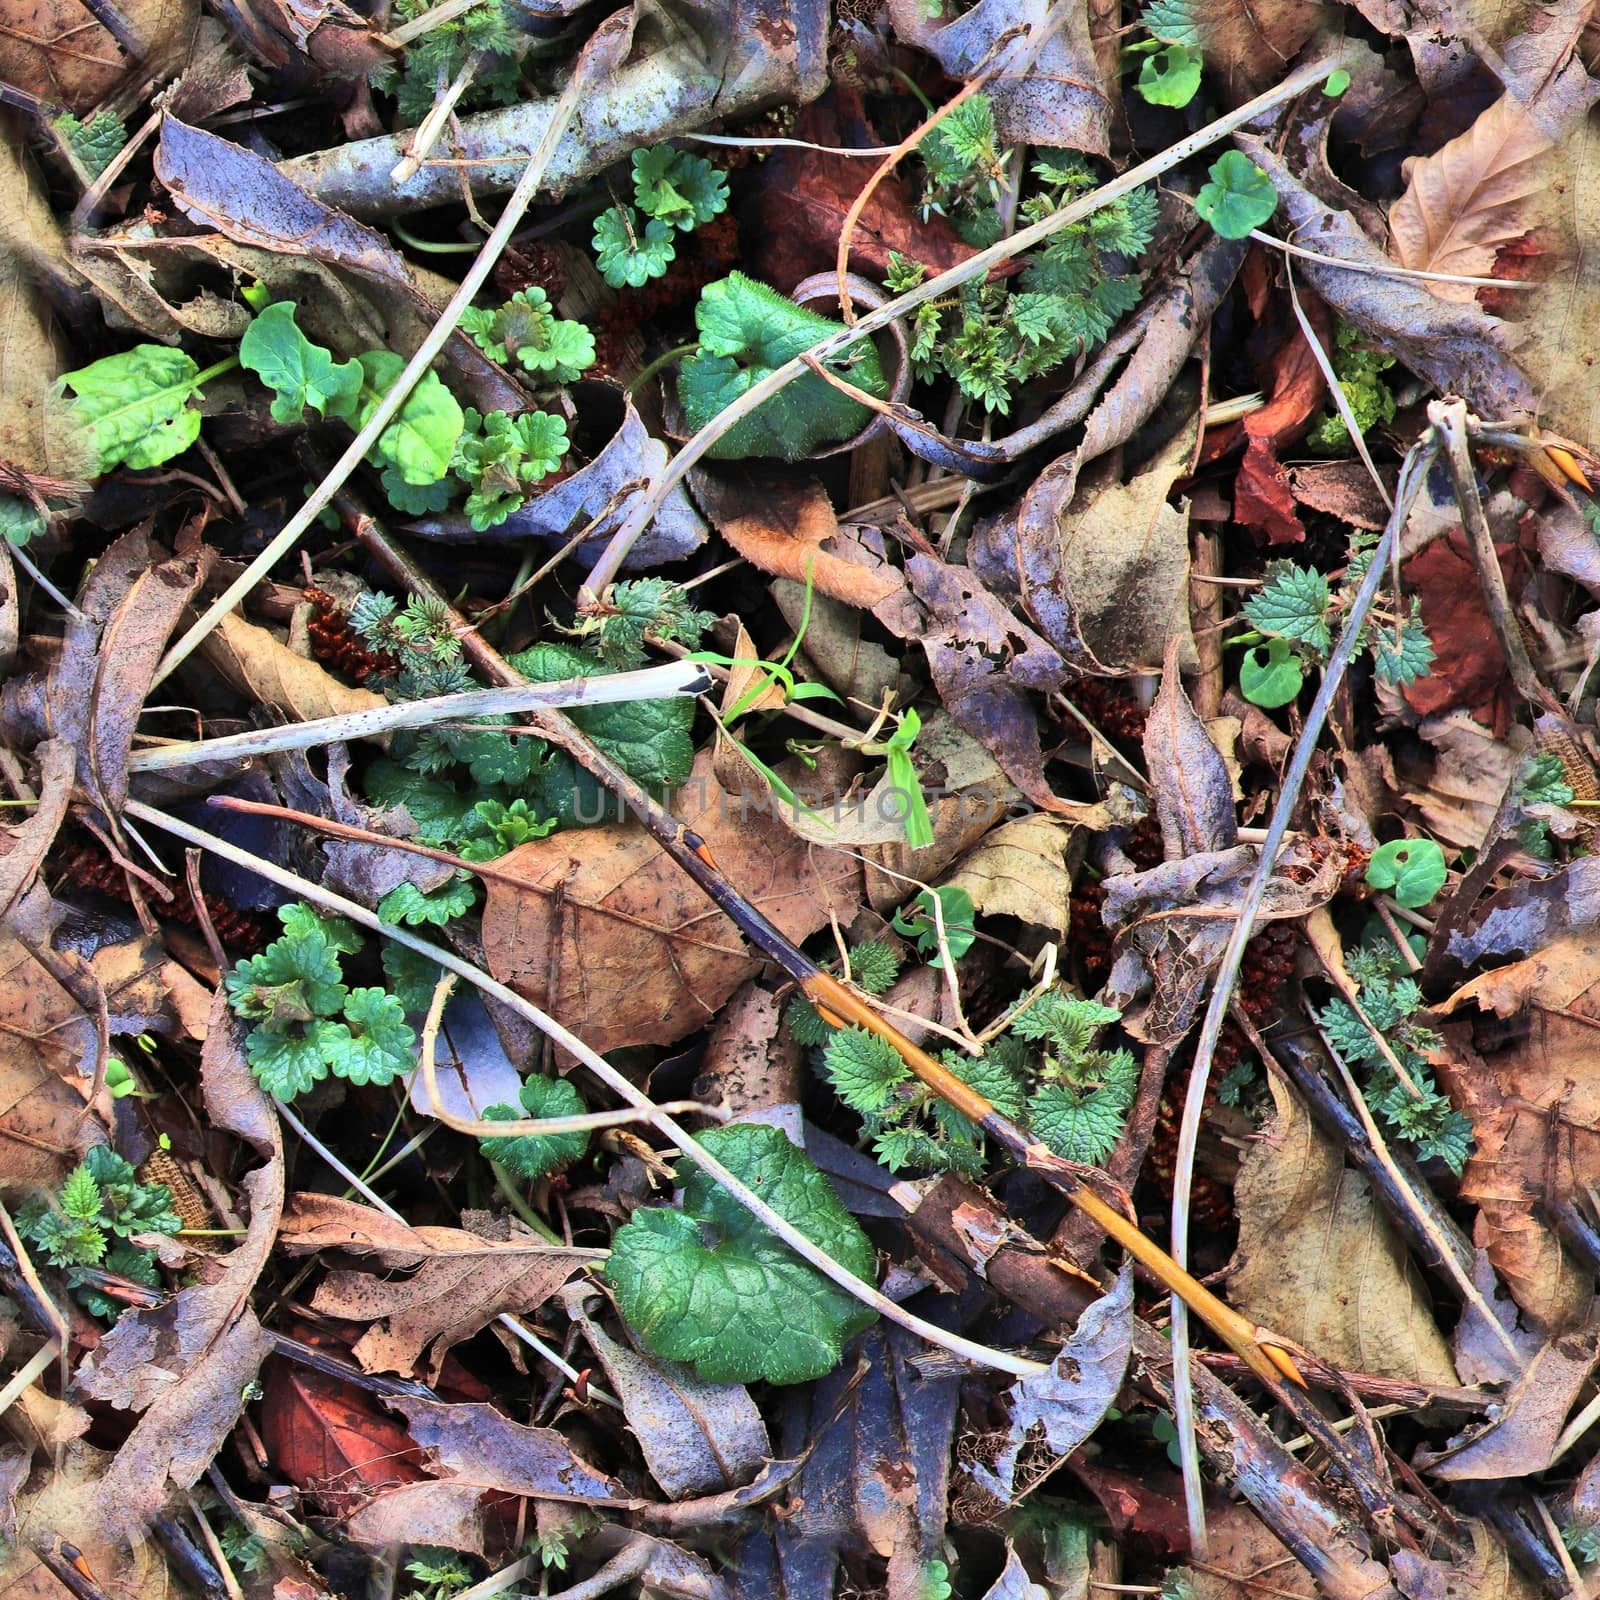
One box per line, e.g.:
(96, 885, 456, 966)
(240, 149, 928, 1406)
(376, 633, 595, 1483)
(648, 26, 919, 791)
(380, 0, 527, 124)
(892, 110, 1159, 412)
(813, 986, 1137, 1174)
(1237, 548, 1435, 709)
(1316, 939, 1472, 1172)
(19, 1147, 181, 1318)
(593, 144, 730, 289)
(224, 903, 417, 1099)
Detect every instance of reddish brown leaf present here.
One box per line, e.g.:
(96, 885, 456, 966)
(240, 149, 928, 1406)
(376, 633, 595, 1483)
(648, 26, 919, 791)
(1233, 436, 1307, 547)
(1400, 527, 1528, 735)
(745, 91, 981, 291)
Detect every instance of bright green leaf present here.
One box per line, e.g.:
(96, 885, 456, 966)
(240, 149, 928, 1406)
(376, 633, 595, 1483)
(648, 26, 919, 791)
(479, 1073, 589, 1178)
(1136, 44, 1202, 107)
(353, 351, 464, 486)
(62, 345, 204, 472)
(604, 1122, 878, 1384)
(593, 206, 676, 288)
(676, 273, 887, 461)
(1240, 636, 1304, 708)
(1365, 838, 1447, 908)
(1194, 150, 1279, 239)
(240, 302, 364, 426)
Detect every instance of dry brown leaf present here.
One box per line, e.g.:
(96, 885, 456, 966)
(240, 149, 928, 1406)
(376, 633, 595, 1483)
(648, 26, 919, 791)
(945, 816, 1080, 938)
(0, 0, 196, 106)
(75, 1003, 283, 1538)
(1226, 1075, 1459, 1384)
(1043, 421, 1200, 674)
(299, 1198, 592, 1381)
(1388, 93, 1555, 300)
(1391, 1521, 1547, 1600)
(1182, 1503, 1317, 1600)
(1435, 933, 1600, 1331)
(692, 468, 904, 610)
(197, 611, 388, 724)
(1194, 0, 1331, 98)
(482, 743, 1008, 1055)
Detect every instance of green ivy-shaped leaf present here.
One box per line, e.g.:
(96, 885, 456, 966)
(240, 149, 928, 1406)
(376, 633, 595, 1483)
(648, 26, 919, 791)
(1137, 44, 1202, 107)
(328, 988, 416, 1085)
(1194, 150, 1279, 240)
(1140, 0, 1201, 47)
(352, 351, 464, 486)
(379, 874, 478, 927)
(1365, 838, 1447, 908)
(240, 303, 364, 425)
(604, 1122, 878, 1384)
(1239, 636, 1303, 708)
(479, 1073, 589, 1178)
(676, 273, 887, 462)
(61, 345, 205, 472)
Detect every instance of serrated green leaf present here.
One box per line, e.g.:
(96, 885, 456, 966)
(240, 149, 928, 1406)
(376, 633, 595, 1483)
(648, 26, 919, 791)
(604, 1122, 877, 1384)
(330, 988, 416, 1085)
(847, 940, 901, 995)
(823, 1026, 908, 1114)
(676, 273, 886, 461)
(1194, 150, 1279, 239)
(278, 902, 364, 955)
(1371, 611, 1435, 686)
(632, 146, 728, 229)
(240, 303, 364, 425)
(1365, 838, 1447, 907)
(1029, 1083, 1129, 1165)
(54, 110, 126, 178)
(245, 1023, 342, 1099)
(379, 874, 477, 926)
(593, 206, 676, 288)
(479, 1073, 589, 1178)
(1139, 0, 1201, 46)
(507, 640, 695, 790)
(60, 1164, 105, 1222)
(62, 345, 204, 472)
(1242, 564, 1332, 653)
(382, 942, 448, 1014)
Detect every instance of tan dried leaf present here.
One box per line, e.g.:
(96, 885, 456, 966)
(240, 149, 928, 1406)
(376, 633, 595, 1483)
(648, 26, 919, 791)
(196, 611, 388, 724)
(946, 815, 1079, 938)
(300, 1198, 592, 1382)
(0, 0, 196, 107)
(482, 742, 1008, 1055)
(1389, 92, 1553, 301)
(1227, 1077, 1458, 1384)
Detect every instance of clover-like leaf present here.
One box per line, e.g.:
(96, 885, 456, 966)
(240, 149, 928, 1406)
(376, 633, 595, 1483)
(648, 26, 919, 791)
(604, 1122, 878, 1384)
(1365, 838, 1447, 908)
(240, 302, 363, 425)
(593, 206, 676, 288)
(61, 345, 205, 472)
(1194, 150, 1279, 239)
(678, 274, 887, 461)
(479, 1073, 589, 1178)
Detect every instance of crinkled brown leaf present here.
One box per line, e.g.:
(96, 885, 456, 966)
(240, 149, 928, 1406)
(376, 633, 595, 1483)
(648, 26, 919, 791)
(1388, 92, 1554, 300)
(307, 1208, 591, 1382)
(481, 743, 1008, 1054)
(1227, 1077, 1458, 1385)
(968, 1267, 1132, 1503)
(0, 0, 195, 107)
(946, 816, 1080, 938)
(1144, 639, 1237, 860)
(568, 1293, 770, 1500)
(197, 611, 388, 725)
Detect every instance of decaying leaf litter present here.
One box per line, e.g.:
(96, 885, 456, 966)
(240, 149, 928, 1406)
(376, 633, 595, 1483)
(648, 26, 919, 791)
(12, 0, 1600, 1595)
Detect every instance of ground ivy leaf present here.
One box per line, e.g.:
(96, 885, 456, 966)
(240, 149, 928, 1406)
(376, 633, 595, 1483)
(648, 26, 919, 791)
(240, 302, 363, 425)
(61, 345, 204, 472)
(506, 641, 694, 789)
(354, 351, 464, 486)
(603, 1122, 878, 1384)
(479, 1073, 589, 1178)
(676, 273, 887, 462)
(1365, 838, 1447, 907)
(1194, 150, 1279, 240)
